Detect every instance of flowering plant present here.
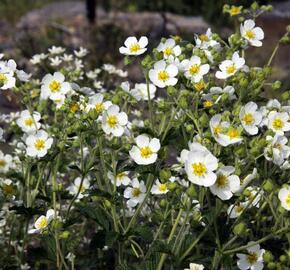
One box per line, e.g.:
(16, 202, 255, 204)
(0, 3, 289, 270)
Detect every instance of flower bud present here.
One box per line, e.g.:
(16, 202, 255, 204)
(280, 36, 290, 44)
(267, 262, 276, 269)
(141, 55, 152, 67)
(186, 124, 194, 132)
(272, 80, 281, 90)
(60, 231, 70, 239)
(168, 182, 177, 191)
(178, 97, 188, 109)
(263, 251, 274, 262)
(200, 113, 209, 127)
(159, 199, 167, 208)
(111, 95, 120, 104)
(167, 86, 177, 96)
(187, 185, 197, 198)
(281, 91, 290, 101)
(263, 179, 273, 192)
(159, 169, 171, 181)
(233, 222, 247, 236)
(279, 255, 287, 263)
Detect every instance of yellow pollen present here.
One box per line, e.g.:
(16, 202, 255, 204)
(132, 187, 141, 197)
(129, 43, 140, 53)
(203, 100, 213, 108)
(117, 172, 127, 179)
(213, 124, 222, 135)
(199, 34, 209, 42)
(194, 80, 206, 91)
(189, 64, 200, 75)
(247, 252, 258, 264)
(95, 102, 104, 113)
(158, 70, 169, 82)
(49, 80, 61, 92)
(226, 64, 236, 74)
(245, 30, 255, 39)
(192, 162, 207, 176)
(158, 183, 167, 192)
(34, 139, 45, 150)
(286, 194, 290, 207)
(228, 128, 239, 139)
(37, 216, 48, 229)
(243, 113, 254, 125)
(70, 103, 79, 113)
(0, 73, 7, 84)
(140, 146, 153, 158)
(164, 47, 173, 56)
(216, 174, 228, 187)
(24, 118, 34, 126)
(0, 159, 6, 167)
(107, 115, 118, 128)
(273, 118, 284, 130)
(230, 6, 242, 16)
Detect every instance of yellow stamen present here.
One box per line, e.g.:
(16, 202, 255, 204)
(228, 128, 239, 139)
(36, 216, 48, 229)
(203, 100, 213, 108)
(140, 146, 153, 158)
(245, 30, 255, 39)
(226, 64, 236, 74)
(0, 159, 6, 167)
(0, 73, 7, 84)
(24, 118, 34, 126)
(34, 139, 45, 150)
(95, 103, 104, 113)
(199, 34, 209, 42)
(286, 194, 290, 207)
(129, 43, 140, 53)
(158, 70, 169, 82)
(132, 187, 141, 197)
(194, 80, 206, 91)
(216, 174, 228, 187)
(192, 162, 207, 176)
(164, 47, 173, 56)
(273, 118, 284, 130)
(70, 103, 79, 113)
(247, 252, 258, 264)
(107, 115, 118, 128)
(229, 6, 242, 16)
(189, 64, 200, 75)
(158, 183, 167, 192)
(49, 80, 61, 92)
(243, 113, 254, 125)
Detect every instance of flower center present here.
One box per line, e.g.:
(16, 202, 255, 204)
(0, 159, 6, 167)
(158, 183, 168, 192)
(158, 70, 169, 82)
(70, 103, 79, 113)
(25, 118, 34, 126)
(107, 115, 118, 128)
(189, 64, 200, 75)
(245, 30, 255, 39)
(243, 113, 254, 125)
(230, 6, 241, 16)
(247, 252, 258, 264)
(36, 216, 48, 229)
(216, 174, 228, 187)
(194, 80, 206, 91)
(192, 162, 207, 176)
(0, 73, 7, 84)
(226, 64, 236, 74)
(199, 34, 209, 42)
(34, 139, 45, 150)
(117, 172, 127, 181)
(228, 128, 239, 139)
(203, 100, 213, 108)
(286, 194, 290, 207)
(49, 80, 61, 92)
(95, 102, 104, 113)
(140, 146, 153, 158)
(132, 187, 141, 197)
(236, 204, 244, 213)
(164, 47, 173, 56)
(129, 43, 140, 53)
(213, 124, 222, 135)
(273, 118, 284, 130)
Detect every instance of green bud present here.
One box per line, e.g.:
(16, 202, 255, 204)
(279, 255, 287, 263)
(187, 185, 197, 198)
(186, 124, 194, 132)
(123, 143, 131, 152)
(168, 182, 177, 191)
(58, 141, 65, 151)
(272, 80, 281, 90)
(281, 91, 290, 101)
(167, 86, 177, 96)
(280, 36, 290, 44)
(251, 2, 259, 11)
(111, 95, 120, 104)
(178, 96, 188, 109)
(287, 25, 290, 32)
(104, 199, 111, 208)
(263, 179, 273, 192)
(263, 251, 274, 262)
(186, 43, 194, 50)
(88, 109, 98, 120)
(239, 78, 248, 88)
(159, 146, 169, 160)
(159, 169, 171, 181)
(141, 55, 152, 67)
(159, 199, 167, 208)
(267, 262, 276, 269)
(200, 113, 209, 127)
(60, 231, 70, 239)
(233, 222, 247, 236)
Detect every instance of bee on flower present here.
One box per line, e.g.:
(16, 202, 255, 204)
(107, 171, 131, 187)
(151, 179, 169, 195)
(239, 102, 262, 135)
(25, 130, 53, 158)
(236, 242, 265, 270)
(28, 209, 55, 234)
(129, 135, 160, 165)
(16, 110, 41, 133)
(216, 52, 245, 79)
(119, 36, 148, 56)
(267, 111, 290, 135)
(124, 178, 146, 207)
(278, 186, 290, 210)
(149, 60, 178, 88)
(101, 105, 128, 137)
(156, 38, 181, 59)
(240, 19, 264, 47)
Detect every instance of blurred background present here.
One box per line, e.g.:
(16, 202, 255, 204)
(0, 0, 290, 110)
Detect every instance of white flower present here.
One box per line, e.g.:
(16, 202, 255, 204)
(40, 72, 71, 100)
(184, 263, 205, 270)
(267, 111, 290, 135)
(131, 83, 156, 101)
(74, 47, 88, 58)
(28, 209, 55, 234)
(49, 56, 62, 67)
(119, 36, 148, 55)
(184, 144, 218, 187)
(227, 202, 248, 219)
(48, 46, 65, 54)
(181, 56, 210, 82)
(0, 151, 12, 173)
(156, 38, 181, 59)
(102, 105, 128, 137)
(107, 171, 131, 187)
(245, 187, 262, 208)
(129, 135, 160, 165)
(0, 59, 16, 90)
(86, 93, 112, 114)
(62, 54, 73, 62)
(149, 60, 178, 88)
(216, 52, 245, 79)
(278, 186, 290, 210)
(16, 110, 41, 133)
(25, 130, 53, 158)
(16, 70, 31, 82)
(124, 178, 146, 207)
(264, 135, 290, 166)
(205, 85, 236, 102)
(239, 102, 262, 135)
(237, 242, 265, 270)
(209, 114, 232, 147)
(0, 127, 3, 141)
(240, 19, 264, 47)
(67, 177, 90, 199)
(195, 28, 220, 50)
(210, 166, 240, 200)
(151, 179, 169, 195)
(30, 53, 47, 65)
